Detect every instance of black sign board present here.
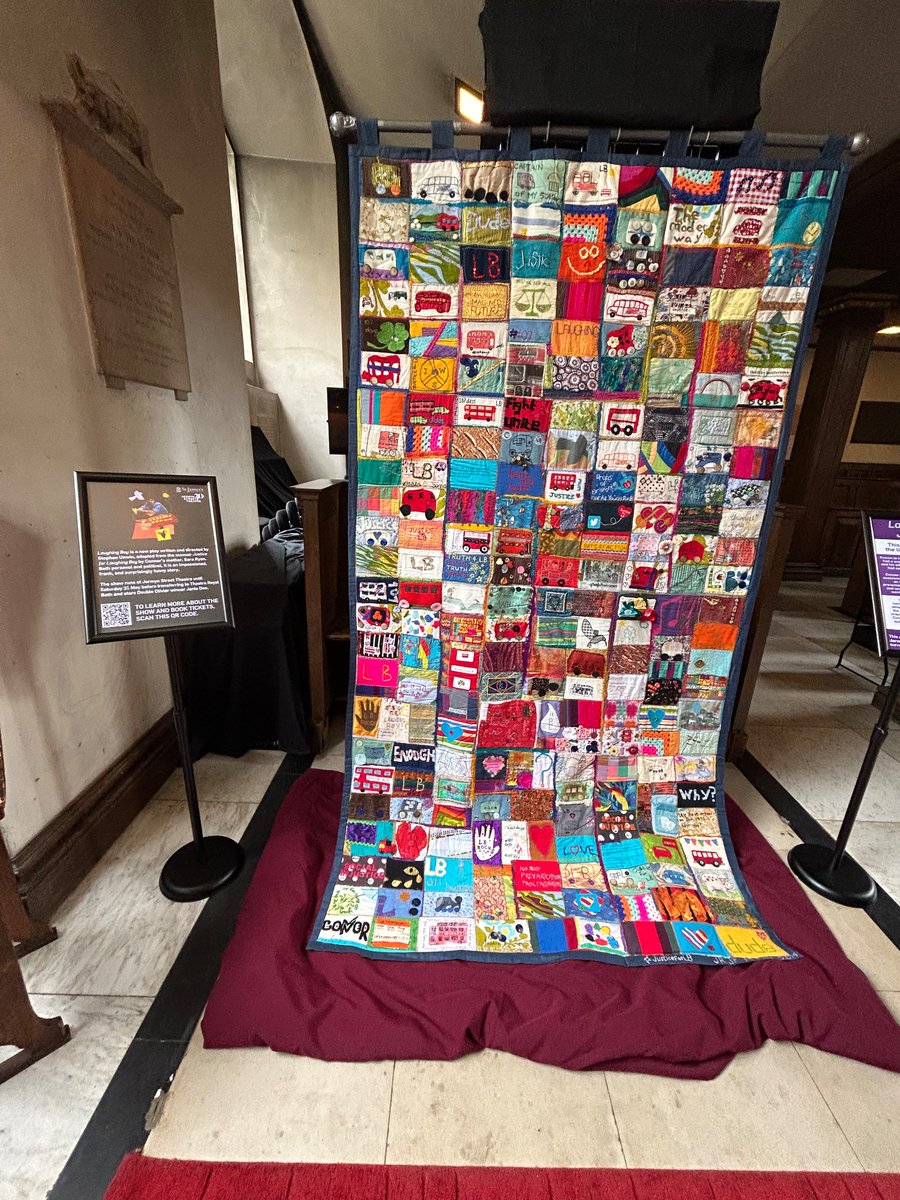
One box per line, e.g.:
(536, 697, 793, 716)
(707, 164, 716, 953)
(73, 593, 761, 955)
(75, 471, 233, 643)
(862, 510, 900, 659)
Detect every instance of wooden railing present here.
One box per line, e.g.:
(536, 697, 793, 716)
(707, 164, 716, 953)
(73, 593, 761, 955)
(291, 480, 349, 755)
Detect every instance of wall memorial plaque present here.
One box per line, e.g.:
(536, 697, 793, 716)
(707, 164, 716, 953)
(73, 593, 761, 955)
(75, 472, 232, 644)
(44, 85, 191, 397)
(863, 511, 900, 656)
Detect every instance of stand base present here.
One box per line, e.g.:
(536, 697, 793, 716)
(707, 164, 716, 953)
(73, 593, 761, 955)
(159, 836, 245, 902)
(788, 842, 877, 908)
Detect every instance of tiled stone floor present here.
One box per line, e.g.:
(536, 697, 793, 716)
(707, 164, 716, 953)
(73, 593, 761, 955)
(2, 580, 899, 1197)
(141, 580, 900, 1172)
(0, 749, 284, 1200)
(140, 766, 900, 1177)
(746, 577, 900, 903)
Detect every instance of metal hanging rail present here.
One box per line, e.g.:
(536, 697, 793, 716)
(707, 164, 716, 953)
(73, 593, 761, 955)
(328, 111, 869, 156)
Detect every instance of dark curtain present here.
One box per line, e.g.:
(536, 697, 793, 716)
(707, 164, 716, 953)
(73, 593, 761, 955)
(186, 537, 311, 758)
(252, 426, 297, 520)
(481, 0, 778, 131)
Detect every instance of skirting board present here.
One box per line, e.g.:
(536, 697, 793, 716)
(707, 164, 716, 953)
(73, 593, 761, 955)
(11, 713, 178, 923)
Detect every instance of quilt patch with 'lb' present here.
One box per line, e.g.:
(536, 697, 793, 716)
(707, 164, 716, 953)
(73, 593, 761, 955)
(309, 139, 845, 964)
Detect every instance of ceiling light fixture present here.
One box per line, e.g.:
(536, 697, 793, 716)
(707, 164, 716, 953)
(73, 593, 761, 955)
(455, 78, 485, 124)
(878, 325, 900, 335)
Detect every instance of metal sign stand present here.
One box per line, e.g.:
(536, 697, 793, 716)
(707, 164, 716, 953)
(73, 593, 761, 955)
(787, 661, 897, 906)
(75, 472, 243, 903)
(158, 633, 244, 902)
(835, 600, 890, 687)
(789, 511, 897, 907)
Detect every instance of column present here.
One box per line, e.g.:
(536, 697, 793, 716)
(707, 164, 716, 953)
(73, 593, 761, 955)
(782, 294, 894, 577)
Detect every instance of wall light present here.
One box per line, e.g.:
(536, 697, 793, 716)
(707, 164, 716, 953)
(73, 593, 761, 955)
(878, 325, 900, 336)
(455, 78, 485, 124)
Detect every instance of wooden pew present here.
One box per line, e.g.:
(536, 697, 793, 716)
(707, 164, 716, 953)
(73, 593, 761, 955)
(0, 795, 69, 1081)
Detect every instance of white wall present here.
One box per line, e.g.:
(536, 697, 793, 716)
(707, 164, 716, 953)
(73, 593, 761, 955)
(212, 0, 345, 482)
(0, 0, 257, 852)
(214, 0, 334, 165)
(240, 155, 346, 482)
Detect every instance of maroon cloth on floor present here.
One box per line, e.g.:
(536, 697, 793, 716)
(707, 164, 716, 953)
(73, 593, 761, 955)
(105, 1156, 900, 1200)
(201, 769, 900, 1078)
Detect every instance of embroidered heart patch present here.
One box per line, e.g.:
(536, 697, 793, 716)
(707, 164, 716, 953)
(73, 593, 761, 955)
(482, 754, 506, 777)
(395, 822, 428, 860)
(530, 822, 555, 859)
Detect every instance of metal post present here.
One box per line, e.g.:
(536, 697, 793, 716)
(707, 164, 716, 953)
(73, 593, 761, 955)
(164, 634, 204, 852)
(158, 633, 245, 902)
(828, 657, 900, 870)
(326, 111, 870, 156)
(788, 658, 898, 906)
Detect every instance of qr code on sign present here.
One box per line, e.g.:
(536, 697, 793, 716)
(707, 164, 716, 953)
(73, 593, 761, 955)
(100, 602, 133, 629)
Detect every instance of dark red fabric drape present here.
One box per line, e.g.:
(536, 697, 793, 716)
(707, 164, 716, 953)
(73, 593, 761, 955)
(201, 769, 900, 1078)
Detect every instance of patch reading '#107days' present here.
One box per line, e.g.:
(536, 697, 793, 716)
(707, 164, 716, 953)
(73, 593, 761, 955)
(308, 147, 841, 964)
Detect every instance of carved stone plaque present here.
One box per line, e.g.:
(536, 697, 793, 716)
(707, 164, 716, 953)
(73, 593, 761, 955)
(45, 100, 191, 395)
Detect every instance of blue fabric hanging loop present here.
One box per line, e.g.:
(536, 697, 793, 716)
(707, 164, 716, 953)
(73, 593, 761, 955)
(663, 129, 693, 162)
(356, 117, 379, 149)
(586, 127, 611, 159)
(819, 134, 849, 167)
(739, 128, 765, 160)
(508, 127, 531, 158)
(431, 120, 455, 152)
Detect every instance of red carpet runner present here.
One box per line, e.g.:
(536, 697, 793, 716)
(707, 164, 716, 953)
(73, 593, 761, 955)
(105, 1157, 900, 1200)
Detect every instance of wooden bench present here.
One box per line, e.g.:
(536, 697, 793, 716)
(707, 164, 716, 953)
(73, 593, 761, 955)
(0, 828, 69, 1082)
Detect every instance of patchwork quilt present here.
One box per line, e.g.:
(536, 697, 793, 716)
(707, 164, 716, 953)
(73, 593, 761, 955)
(309, 127, 847, 964)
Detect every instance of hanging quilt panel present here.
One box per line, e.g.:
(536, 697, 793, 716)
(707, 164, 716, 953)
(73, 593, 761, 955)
(309, 125, 848, 964)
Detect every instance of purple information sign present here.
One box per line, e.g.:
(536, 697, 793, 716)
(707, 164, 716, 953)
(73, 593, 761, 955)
(869, 516, 900, 653)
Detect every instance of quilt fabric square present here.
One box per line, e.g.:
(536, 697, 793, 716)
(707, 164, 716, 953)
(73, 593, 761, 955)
(309, 142, 846, 965)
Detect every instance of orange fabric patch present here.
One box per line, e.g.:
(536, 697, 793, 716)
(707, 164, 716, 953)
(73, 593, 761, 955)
(559, 241, 607, 282)
(692, 622, 739, 650)
(551, 318, 601, 356)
